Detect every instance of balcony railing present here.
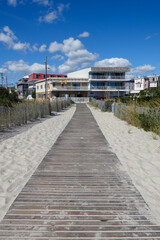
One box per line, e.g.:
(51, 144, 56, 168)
(52, 86, 88, 91)
(90, 86, 126, 90)
(89, 76, 126, 80)
(71, 97, 89, 103)
(51, 86, 128, 91)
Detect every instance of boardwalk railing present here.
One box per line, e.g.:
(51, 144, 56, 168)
(0, 99, 70, 131)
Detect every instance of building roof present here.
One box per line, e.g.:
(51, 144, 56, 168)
(90, 67, 130, 72)
(28, 73, 67, 76)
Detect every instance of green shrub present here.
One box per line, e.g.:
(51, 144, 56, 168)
(70, 99, 76, 104)
(0, 87, 20, 107)
(105, 100, 113, 112)
(32, 91, 36, 99)
(138, 113, 151, 131)
(114, 102, 160, 135)
(138, 112, 159, 133)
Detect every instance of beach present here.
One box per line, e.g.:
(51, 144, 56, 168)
(0, 106, 76, 221)
(1, 103, 160, 225)
(89, 105, 160, 224)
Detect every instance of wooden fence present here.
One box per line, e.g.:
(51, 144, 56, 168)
(91, 99, 113, 112)
(0, 99, 70, 131)
(90, 99, 160, 135)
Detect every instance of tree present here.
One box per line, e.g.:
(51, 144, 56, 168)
(9, 90, 19, 103)
(0, 87, 20, 107)
(32, 90, 36, 99)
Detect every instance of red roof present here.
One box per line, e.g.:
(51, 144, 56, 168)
(28, 73, 67, 81)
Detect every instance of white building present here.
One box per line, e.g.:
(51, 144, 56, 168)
(36, 67, 132, 100)
(147, 74, 160, 88)
(134, 74, 160, 93)
(134, 77, 149, 93)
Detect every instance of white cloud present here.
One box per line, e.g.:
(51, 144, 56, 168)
(94, 58, 156, 76)
(0, 26, 17, 48)
(39, 3, 69, 23)
(4, 60, 56, 74)
(58, 49, 98, 74)
(131, 65, 156, 74)
(51, 54, 64, 61)
(78, 31, 90, 38)
(145, 35, 151, 40)
(66, 49, 96, 61)
(94, 58, 132, 68)
(32, 43, 39, 51)
(32, 0, 50, 6)
(13, 42, 31, 51)
(0, 68, 7, 73)
(48, 37, 98, 73)
(48, 41, 63, 53)
(7, 0, 17, 7)
(125, 72, 135, 79)
(49, 37, 83, 54)
(57, 3, 69, 14)
(0, 32, 14, 48)
(3, 26, 17, 40)
(58, 64, 73, 74)
(0, 26, 36, 52)
(39, 11, 58, 23)
(39, 44, 47, 52)
(8, 0, 51, 7)
(63, 38, 83, 54)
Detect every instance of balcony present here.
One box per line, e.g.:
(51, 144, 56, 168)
(52, 86, 88, 91)
(89, 75, 126, 80)
(90, 86, 126, 90)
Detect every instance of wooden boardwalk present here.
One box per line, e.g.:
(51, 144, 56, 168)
(0, 103, 160, 239)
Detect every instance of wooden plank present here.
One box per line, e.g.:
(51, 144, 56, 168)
(0, 103, 159, 239)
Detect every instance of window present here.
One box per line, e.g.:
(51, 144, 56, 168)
(43, 74, 46, 78)
(36, 74, 39, 78)
(38, 94, 43, 98)
(73, 83, 80, 89)
(41, 85, 43, 89)
(37, 85, 39, 90)
(136, 83, 141, 88)
(50, 75, 53, 77)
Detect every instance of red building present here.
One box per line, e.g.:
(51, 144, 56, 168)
(28, 73, 67, 81)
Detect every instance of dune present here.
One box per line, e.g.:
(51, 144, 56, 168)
(0, 106, 75, 221)
(89, 105, 160, 224)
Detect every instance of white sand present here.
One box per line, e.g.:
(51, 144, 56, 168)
(0, 106, 76, 221)
(89, 106, 160, 224)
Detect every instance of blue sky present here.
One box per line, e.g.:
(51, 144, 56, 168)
(0, 0, 160, 84)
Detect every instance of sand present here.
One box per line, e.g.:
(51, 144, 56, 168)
(89, 105, 160, 224)
(1, 103, 160, 224)
(0, 106, 76, 221)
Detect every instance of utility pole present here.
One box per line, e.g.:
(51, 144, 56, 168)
(118, 89, 119, 98)
(45, 56, 48, 99)
(0, 73, 4, 87)
(6, 75, 8, 89)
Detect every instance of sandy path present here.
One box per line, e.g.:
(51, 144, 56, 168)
(89, 105, 160, 224)
(0, 106, 76, 221)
